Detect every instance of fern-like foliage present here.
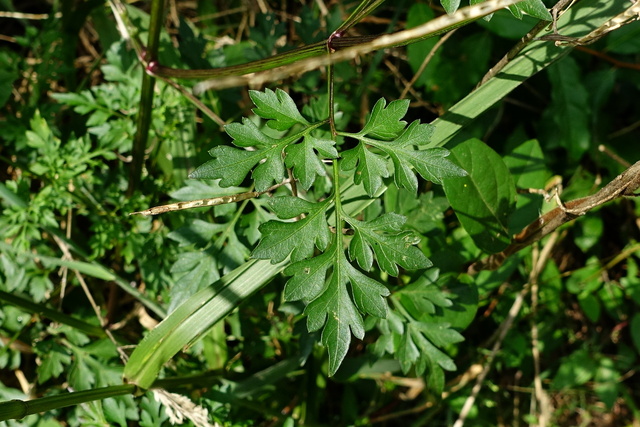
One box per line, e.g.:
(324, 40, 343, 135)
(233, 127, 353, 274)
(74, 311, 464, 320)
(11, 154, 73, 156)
(191, 89, 467, 376)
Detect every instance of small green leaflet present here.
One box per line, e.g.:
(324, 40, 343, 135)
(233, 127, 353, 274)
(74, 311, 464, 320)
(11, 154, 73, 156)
(190, 89, 335, 192)
(285, 134, 338, 190)
(250, 88, 310, 131)
(347, 213, 432, 276)
(341, 99, 466, 196)
(189, 119, 290, 191)
(341, 143, 390, 196)
(252, 197, 331, 263)
(357, 98, 409, 140)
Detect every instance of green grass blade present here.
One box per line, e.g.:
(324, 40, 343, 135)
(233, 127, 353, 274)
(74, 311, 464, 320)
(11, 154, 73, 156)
(428, 0, 627, 147)
(332, 0, 387, 36)
(123, 259, 287, 389)
(0, 384, 136, 421)
(0, 290, 106, 338)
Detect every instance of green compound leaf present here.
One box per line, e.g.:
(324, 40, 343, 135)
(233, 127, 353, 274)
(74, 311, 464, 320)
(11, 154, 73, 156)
(252, 197, 331, 263)
(346, 213, 432, 276)
(249, 88, 310, 131)
(358, 98, 409, 140)
(341, 143, 390, 196)
(285, 134, 337, 190)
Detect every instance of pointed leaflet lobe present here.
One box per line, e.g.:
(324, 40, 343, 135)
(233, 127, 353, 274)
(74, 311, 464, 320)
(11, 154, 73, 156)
(285, 134, 337, 190)
(340, 143, 389, 197)
(359, 98, 409, 140)
(189, 118, 290, 191)
(249, 88, 310, 131)
(376, 121, 467, 192)
(347, 213, 432, 276)
(252, 197, 330, 263)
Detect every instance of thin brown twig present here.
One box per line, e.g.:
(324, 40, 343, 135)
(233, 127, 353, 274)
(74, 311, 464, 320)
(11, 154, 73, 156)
(400, 29, 457, 99)
(608, 119, 640, 140)
(529, 237, 556, 426)
(157, 76, 226, 127)
(51, 235, 129, 363)
(468, 159, 640, 274)
(575, 45, 640, 71)
(453, 232, 558, 427)
(191, 7, 246, 22)
(382, 58, 424, 102)
(598, 144, 632, 168)
(478, 0, 578, 87)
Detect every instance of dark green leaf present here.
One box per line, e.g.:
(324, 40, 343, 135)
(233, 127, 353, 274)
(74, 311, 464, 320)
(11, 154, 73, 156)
(358, 98, 409, 140)
(250, 88, 310, 131)
(594, 358, 619, 409)
(546, 57, 591, 160)
(285, 135, 337, 190)
(396, 278, 453, 318)
(442, 138, 516, 253)
(69, 353, 96, 390)
(341, 143, 390, 196)
(606, 21, 640, 54)
(252, 197, 330, 263)
(631, 313, 640, 355)
(36, 342, 72, 384)
(503, 139, 547, 234)
(347, 213, 432, 276)
(552, 349, 596, 389)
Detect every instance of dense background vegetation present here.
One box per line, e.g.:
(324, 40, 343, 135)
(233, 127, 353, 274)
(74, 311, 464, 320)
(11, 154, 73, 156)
(1, 0, 640, 425)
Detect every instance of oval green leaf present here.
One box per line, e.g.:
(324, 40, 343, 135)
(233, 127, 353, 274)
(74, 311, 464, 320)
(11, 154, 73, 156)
(442, 138, 516, 253)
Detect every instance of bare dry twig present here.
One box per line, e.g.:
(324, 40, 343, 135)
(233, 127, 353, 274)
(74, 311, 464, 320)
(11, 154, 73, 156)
(468, 159, 640, 274)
